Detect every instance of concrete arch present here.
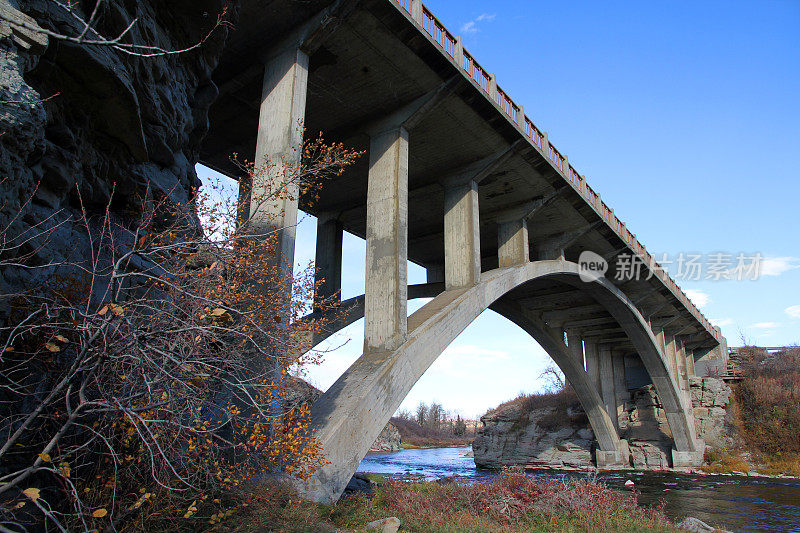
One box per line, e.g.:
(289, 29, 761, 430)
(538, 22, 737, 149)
(299, 260, 697, 503)
(303, 286, 624, 466)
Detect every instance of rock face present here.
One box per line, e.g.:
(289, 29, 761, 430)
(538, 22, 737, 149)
(286, 377, 401, 452)
(370, 422, 402, 452)
(0, 0, 237, 311)
(473, 396, 595, 469)
(474, 378, 732, 470)
(619, 377, 732, 469)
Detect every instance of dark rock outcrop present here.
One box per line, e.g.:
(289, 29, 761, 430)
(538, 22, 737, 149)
(0, 0, 238, 310)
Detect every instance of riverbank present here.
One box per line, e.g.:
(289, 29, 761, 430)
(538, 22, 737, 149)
(358, 446, 800, 531)
(224, 470, 681, 533)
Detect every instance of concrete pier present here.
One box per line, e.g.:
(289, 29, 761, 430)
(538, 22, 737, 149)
(364, 126, 409, 353)
(247, 47, 308, 282)
(314, 214, 343, 308)
(444, 180, 481, 289)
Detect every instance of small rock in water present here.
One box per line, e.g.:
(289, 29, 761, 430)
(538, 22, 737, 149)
(624, 479, 634, 486)
(366, 516, 401, 532)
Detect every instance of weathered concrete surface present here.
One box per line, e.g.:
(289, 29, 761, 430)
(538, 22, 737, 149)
(444, 180, 480, 289)
(364, 126, 409, 353)
(283, 376, 400, 452)
(248, 46, 308, 283)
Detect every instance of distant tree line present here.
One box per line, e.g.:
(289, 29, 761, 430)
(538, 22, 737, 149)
(396, 402, 470, 436)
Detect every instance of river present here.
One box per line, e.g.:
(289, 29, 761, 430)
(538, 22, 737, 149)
(357, 447, 800, 532)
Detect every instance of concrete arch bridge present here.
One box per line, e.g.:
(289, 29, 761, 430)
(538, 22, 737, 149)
(198, 0, 729, 503)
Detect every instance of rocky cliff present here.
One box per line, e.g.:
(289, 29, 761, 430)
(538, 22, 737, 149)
(473, 393, 595, 469)
(0, 0, 237, 309)
(474, 378, 732, 470)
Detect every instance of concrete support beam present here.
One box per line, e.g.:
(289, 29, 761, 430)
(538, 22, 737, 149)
(612, 351, 629, 413)
(364, 126, 409, 353)
(664, 333, 682, 390)
(599, 346, 617, 430)
(444, 180, 481, 289)
(566, 330, 584, 369)
(685, 347, 696, 377)
(426, 265, 444, 284)
(584, 341, 600, 391)
(497, 219, 529, 267)
(247, 47, 309, 281)
(314, 215, 343, 309)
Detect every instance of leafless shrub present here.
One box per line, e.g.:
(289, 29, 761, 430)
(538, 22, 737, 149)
(0, 134, 362, 531)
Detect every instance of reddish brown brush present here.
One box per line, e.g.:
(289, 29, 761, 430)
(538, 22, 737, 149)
(375, 468, 670, 527)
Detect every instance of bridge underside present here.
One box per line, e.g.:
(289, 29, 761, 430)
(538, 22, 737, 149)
(199, 0, 728, 503)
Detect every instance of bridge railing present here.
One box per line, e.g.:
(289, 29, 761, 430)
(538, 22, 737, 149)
(391, 0, 721, 343)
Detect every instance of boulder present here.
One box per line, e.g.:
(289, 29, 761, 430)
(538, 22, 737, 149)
(366, 517, 401, 533)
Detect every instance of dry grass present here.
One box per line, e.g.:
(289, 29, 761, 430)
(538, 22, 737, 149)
(223, 469, 679, 533)
(701, 449, 752, 474)
(488, 388, 586, 432)
(757, 454, 800, 477)
(733, 347, 800, 465)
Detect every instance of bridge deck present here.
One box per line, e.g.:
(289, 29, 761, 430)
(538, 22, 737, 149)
(199, 0, 721, 352)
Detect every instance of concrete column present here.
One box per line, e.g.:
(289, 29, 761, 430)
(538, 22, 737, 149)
(676, 340, 692, 396)
(426, 265, 444, 284)
(364, 126, 409, 353)
(314, 215, 343, 309)
(685, 347, 696, 377)
(612, 350, 628, 425)
(248, 47, 309, 281)
(497, 219, 529, 267)
(599, 345, 617, 430)
(584, 341, 601, 391)
(664, 333, 681, 390)
(566, 330, 584, 369)
(444, 180, 481, 289)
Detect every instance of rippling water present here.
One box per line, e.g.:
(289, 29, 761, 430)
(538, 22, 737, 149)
(358, 447, 800, 532)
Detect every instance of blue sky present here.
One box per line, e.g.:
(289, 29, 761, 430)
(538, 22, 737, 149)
(198, 1, 800, 418)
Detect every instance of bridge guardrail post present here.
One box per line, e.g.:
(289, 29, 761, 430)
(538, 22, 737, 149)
(409, 0, 423, 23)
(488, 73, 497, 100)
(453, 35, 463, 67)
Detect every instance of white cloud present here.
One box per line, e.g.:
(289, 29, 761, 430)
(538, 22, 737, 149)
(711, 318, 733, 327)
(685, 289, 711, 308)
(785, 305, 800, 319)
(750, 322, 780, 329)
(460, 13, 495, 34)
(760, 256, 800, 277)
